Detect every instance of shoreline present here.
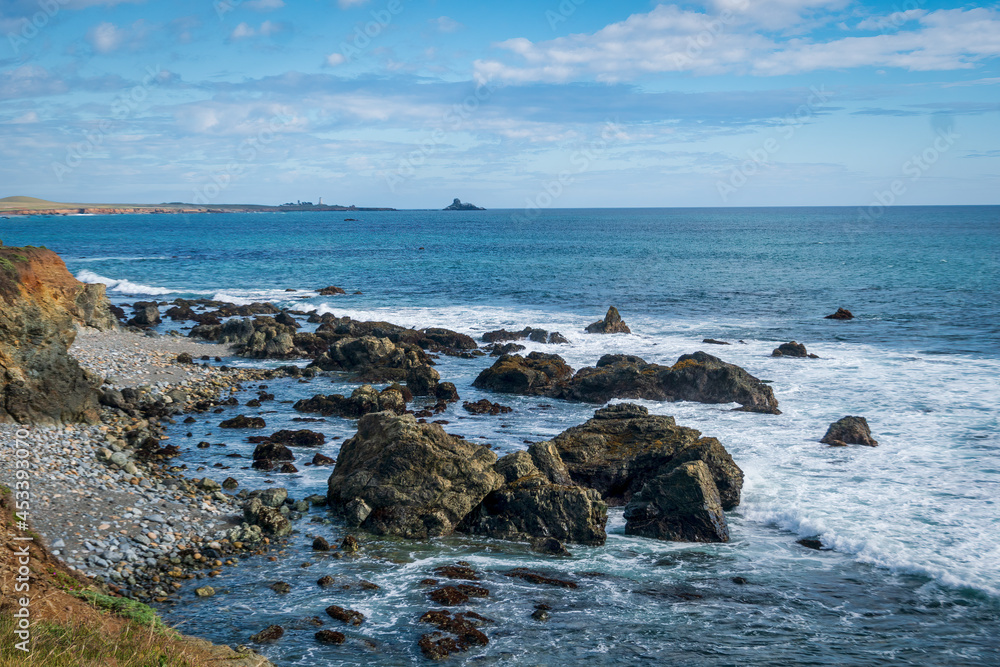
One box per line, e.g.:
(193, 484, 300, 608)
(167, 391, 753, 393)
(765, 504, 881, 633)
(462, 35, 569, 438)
(0, 205, 396, 217)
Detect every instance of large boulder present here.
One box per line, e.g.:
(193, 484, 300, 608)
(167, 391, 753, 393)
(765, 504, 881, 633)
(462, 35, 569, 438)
(550, 403, 743, 510)
(825, 308, 854, 320)
(311, 335, 434, 383)
(472, 352, 574, 396)
(820, 416, 878, 447)
(623, 460, 729, 542)
(190, 316, 302, 358)
(0, 246, 107, 424)
(460, 443, 606, 546)
(584, 306, 631, 334)
(243, 497, 292, 537)
(482, 327, 568, 345)
(127, 302, 161, 328)
(771, 341, 818, 358)
(555, 352, 780, 414)
(327, 412, 504, 539)
(293, 384, 408, 418)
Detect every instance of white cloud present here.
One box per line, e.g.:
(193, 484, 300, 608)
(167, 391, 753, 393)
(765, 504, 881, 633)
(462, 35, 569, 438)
(433, 16, 462, 33)
(474, 6, 1000, 82)
(259, 20, 282, 36)
(87, 21, 123, 53)
(9, 111, 39, 124)
(230, 22, 256, 39)
(856, 9, 927, 32)
(325, 53, 346, 67)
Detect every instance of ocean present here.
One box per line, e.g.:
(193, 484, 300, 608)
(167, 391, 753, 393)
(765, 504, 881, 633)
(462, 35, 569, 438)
(2, 206, 998, 665)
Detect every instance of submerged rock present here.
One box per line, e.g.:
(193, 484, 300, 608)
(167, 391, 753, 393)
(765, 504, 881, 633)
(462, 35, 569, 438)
(623, 460, 730, 542)
(326, 605, 365, 626)
(220, 415, 267, 429)
(820, 416, 878, 446)
(462, 399, 513, 415)
(249, 625, 284, 643)
(584, 306, 631, 334)
(327, 412, 503, 539)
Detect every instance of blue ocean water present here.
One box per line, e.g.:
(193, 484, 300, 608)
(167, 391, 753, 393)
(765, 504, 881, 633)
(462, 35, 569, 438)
(2, 206, 998, 664)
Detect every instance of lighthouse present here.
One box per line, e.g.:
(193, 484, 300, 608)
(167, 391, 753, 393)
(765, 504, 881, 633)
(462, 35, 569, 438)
(318, 197, 323, 206)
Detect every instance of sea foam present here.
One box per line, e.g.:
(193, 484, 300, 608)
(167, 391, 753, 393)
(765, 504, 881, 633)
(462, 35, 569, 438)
(75, 269, 175, 296)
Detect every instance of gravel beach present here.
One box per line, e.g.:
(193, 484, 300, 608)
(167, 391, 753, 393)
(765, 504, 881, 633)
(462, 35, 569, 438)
(0, 327, 284, 603)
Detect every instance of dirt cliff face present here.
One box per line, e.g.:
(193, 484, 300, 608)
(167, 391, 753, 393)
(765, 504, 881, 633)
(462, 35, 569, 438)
(0, 245, 113, 424)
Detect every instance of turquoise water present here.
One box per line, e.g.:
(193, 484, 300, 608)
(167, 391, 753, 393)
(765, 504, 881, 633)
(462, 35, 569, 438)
(3, 207, 999, 664)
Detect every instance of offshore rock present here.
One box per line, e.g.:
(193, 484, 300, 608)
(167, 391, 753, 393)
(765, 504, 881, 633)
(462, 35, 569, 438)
(472, 352, 574, 396)
(475, 351, 780, 414)
(771, 341, 819, 358)
(623, 460, 730, 543)
(481, 327, 569, 345)
(585, 306, 631, 334)
(311, 335, 434, 383)
(0, 246, 113, 424)
(820, 416, 878, 447)
(551, 404, 744, 510)
(557, 352, 781, 414)
(443, 198, 485, 211)
(293, 384, 408, 418)
(460, 442, 605, 545)
(327, 412, 503, 539)
(825, 307, 854, 320)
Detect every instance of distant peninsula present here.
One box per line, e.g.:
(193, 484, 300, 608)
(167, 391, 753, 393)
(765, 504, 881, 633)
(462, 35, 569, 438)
(444, 198, 485, 211)
(0, 196, 395, 217)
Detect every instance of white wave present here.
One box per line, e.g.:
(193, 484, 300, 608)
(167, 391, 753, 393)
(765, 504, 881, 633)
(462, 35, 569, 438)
(211, 289, 318, 306)
(75, 269, 175, 296)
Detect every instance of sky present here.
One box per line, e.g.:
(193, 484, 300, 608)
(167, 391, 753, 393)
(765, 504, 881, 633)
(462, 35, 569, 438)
(0, 0, 998, 209)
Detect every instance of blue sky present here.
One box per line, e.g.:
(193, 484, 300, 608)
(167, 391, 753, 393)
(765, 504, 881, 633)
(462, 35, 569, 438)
(1, 0, 997, 208)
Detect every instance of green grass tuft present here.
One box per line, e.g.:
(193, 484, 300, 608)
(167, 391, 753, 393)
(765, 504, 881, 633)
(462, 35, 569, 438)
(72, 591, 166, 631)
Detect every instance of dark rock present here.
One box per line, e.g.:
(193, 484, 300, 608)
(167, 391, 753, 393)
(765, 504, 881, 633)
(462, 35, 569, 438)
(559, 352, 781, 414)
(472, 352, 574, 396)
(311, 335, 434, 383)
(252, 442, 294, 462)
(263, 429, 326, 447)
(325, 605, 364, 626)
(623, 460, 730, 542)
(584, 306, 631, 334)
(418, 610, 489, 660)
(530, 536, 571, 556)
(128, 302, 161, 328)
(222, 477, 239, 490)
(315, 630, 346, 645)
(531, 609, 551, 622)
(732, 576, 748, 585)
(269, 581, 292, 594)
(503, 568, 577, 588)
(175, 352, 194, 364)
(220, 415, 266, 429)
(312, 453, 335, 466)
(435, 382, 460, 402)
(462, 399, 512, 415)
(318, 286, 346, 296)
(313, 536, 331, 551)
(487, 342, 526, 357)
(825, 307, 854, 320)
(249, 625, 284, 643)
(294, 384, 409, 419)
(702, 339, 730, 345)
(429, 586, 470, 606)
(551, 404, 744, 510)
(820, 416, 878, 447)
(243, 497, 292, 536)
(327, 412, 503, 539)
(433, 565, 478, 581)
(443, 198, 485, 211)
(275, 311, 300, 328)
(797, 537, 826, 550)
(317, 575, 336, 588)
(771, 341, 818, 358)
(340, 535, 359, 553)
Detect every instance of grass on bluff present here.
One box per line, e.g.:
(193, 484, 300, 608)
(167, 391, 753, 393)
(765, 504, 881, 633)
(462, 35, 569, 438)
(0, 613, 198, 667)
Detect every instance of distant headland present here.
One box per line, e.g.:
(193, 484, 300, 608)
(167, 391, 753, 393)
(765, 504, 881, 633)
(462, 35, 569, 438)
(0, 196, 395, 217)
